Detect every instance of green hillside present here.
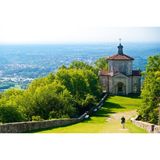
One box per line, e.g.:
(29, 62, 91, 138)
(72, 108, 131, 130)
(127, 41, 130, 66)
(36, 96, 147, 133)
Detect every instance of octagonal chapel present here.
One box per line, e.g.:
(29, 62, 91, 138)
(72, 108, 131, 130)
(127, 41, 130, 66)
(99, 43, 141, 95)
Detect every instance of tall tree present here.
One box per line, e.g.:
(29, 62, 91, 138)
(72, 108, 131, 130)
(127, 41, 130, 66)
(138, 54, 160, 124)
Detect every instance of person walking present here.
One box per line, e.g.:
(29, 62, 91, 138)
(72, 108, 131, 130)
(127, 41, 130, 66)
(121, 116, 125, 129)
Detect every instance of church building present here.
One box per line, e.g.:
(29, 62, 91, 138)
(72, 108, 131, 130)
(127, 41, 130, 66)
(99, 42, 141, 95)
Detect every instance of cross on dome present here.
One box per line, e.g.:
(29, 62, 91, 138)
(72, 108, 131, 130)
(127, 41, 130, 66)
(119, 38, 122, 44)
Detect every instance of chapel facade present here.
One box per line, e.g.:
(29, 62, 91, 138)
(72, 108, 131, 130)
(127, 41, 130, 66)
(99, 43, 141, 95)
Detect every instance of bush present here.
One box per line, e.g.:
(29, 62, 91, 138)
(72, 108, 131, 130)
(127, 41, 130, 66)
(0, 106, 24, 123)
(32, 116, 43, 121)
(49, 111, 69, 119)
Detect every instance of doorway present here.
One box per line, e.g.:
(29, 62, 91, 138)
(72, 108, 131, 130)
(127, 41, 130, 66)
(117, 82, 124, 95)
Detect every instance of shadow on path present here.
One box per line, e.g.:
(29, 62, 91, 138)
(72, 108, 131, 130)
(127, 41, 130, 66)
(93, 101, 125, 117)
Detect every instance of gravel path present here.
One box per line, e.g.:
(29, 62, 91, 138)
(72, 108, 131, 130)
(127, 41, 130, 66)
(103, 110, 137, 133)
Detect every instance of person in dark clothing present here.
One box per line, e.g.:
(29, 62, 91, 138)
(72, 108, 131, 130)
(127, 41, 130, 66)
(121, 116, 125, 129)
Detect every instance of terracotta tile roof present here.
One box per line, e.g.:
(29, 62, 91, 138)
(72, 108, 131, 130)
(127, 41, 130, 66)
(132, 70, 141, 76)
(107, 53, 134, 60)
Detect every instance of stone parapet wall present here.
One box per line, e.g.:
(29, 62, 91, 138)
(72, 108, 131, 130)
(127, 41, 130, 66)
(154, 125, 160, 133)
(131, 118, 160, 133)
(0, 112, 88, 133)
(131, 119, 154, 133)
(0, 118, 82, 133)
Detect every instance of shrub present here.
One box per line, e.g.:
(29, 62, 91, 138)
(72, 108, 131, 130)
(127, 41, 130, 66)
(32, 116, 43, 121)
(0, 106, 24, 123)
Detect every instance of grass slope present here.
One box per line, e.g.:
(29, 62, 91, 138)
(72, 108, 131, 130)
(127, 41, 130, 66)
(36, 95, 147, 133)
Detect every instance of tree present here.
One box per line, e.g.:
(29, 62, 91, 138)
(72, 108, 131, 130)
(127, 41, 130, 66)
(18, 81, 75, 120)
(0, 60, 102, 122)
(69, 61, 95, 71)
(0, 89, 26, 123)
(0, 106, 24, 123)
(94, 57, 108, 71)
(55, 66, 101, 115)
(138, 54, 160, 124)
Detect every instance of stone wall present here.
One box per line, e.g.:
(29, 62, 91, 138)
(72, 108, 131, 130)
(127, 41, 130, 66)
(131, 119, 154, 133)
(99, 76, 108, 92)
(131, 118, 160, 133)
(111, 74, 129, 94)
(0, 118, 82, 133)
(132, 76, 141, 93)
(153, 125, 160, 133)
(108, 60, 132, 75)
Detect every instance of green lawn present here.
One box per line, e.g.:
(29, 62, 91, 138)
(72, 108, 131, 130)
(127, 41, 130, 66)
(125, 121, 147, 133)
(106, 95, 141, 112)
(35, 95, 147, 133)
